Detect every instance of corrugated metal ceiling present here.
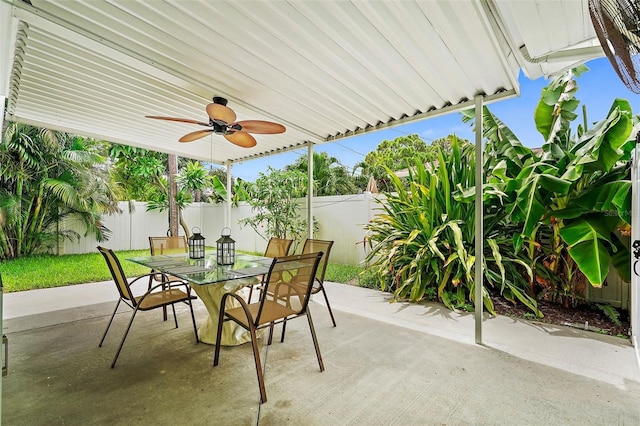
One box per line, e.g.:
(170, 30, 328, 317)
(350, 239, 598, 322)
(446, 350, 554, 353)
(1, 0, 601, 165)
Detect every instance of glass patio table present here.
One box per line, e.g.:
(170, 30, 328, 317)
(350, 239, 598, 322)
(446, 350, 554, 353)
(128, 251, 272, 346)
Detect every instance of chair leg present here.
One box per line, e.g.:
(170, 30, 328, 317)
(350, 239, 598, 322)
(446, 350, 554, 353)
(279, 285, 294, 343)
(162, 280, 168, 321)
(306, 309, 324, 372)
(249, 325, 268, 403)
(213, 295, 228, 367)
(111, 308, 140, 368)
(171, 303, 178, 328)
(267, 322, 275, 345)
(99, 300, 121, 347)
(213, 294, 267, 403)
(280, 284, 336, 344)
(319, 283, 337, 327)
(187, 299, 199, 343)
(248, 285, 254, 303)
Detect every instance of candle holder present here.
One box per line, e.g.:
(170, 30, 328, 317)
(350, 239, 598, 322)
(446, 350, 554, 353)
(216, 227, 235, 265)
(188, 227, 205, 259)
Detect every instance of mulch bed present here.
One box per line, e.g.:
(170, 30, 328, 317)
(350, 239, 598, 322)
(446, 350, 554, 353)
(491, 296, 631, 338)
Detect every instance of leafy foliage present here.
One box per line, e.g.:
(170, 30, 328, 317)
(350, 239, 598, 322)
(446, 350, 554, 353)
(0, 123, 119, 259)
(596, 303, 622, 326)
(353, 134, 432, 193)
(364, 136, 538, 315)
(365, 66, 635, 316)
(239, 167, 311, 246)
(176, 160, 208, 202)
(463, 65, 634, 306)
(286, 151, 357, 195)
(108, 144, 168, 201)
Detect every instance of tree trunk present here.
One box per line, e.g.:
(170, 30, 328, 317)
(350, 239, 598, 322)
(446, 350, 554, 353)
(168, 154, 179, 236)
(179, 211, 191, 238)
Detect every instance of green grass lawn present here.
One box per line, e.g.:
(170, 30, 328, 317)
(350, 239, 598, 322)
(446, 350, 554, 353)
(0, 249, 362, 292)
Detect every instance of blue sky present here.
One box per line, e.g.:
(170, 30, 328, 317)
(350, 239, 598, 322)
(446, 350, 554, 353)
(231, 57, 640, 181)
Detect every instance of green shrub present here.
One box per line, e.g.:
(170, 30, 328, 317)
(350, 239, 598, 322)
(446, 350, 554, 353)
(364, 135, 539, 315)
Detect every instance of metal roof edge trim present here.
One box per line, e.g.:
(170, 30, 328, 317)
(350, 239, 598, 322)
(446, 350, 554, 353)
(325, 89, 517, 144)
(3, 113, 192, 158)
(231, 89, 517, 166)
(477, 0, 521, 93)
(229, 140, 314, 165)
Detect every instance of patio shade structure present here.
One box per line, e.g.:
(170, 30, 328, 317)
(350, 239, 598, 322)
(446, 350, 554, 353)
(0, 1, 613, 346)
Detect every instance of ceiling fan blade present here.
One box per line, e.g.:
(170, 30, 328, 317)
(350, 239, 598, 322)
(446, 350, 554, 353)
(224, 131, 257, 148)
(179, 129, 213, 142)
(206, 103, 236, 123)
(234, 120, 286, 134)
(145, 116, 209, 126)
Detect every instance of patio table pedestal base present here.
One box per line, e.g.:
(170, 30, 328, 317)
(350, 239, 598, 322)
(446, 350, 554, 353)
(190, 278, 260, 346)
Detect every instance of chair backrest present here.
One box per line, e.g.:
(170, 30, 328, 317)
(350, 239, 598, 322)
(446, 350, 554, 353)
(149, 236, 188, 256)
(300, 239, 334, 285)
(256, 252, 323, 324)
(264, 237, 293, 258)
(97, 246, 136, 304)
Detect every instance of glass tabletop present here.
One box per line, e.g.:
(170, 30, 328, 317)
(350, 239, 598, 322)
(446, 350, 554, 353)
(127, 251, 273, 285)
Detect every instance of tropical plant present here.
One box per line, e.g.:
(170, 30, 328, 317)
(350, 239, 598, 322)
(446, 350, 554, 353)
(108, 144, 168, 201)
(209, 175, 251, 206)
(364, 136, 539, 315)
(353, 134, 432, 193)
(239, 167, 311, 248)
(463, 65, 635, 306)
(110, 146, 211, 237)
(0, 123, 119, 259)
(286, 151, 357, 195)
(145, 179, 192, 237)
(176, 160, 208, 202)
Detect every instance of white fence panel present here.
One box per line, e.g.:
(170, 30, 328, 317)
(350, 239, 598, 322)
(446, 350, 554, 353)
(229, 203, 265, 254)
(130, 202, 171, 250)
(311, 193, 379, 265)
(57, 194, 383, 265)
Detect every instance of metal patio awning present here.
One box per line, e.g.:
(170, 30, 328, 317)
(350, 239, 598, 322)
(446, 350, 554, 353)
(1, 0, 602, 165)
(0, 0, 613, 353)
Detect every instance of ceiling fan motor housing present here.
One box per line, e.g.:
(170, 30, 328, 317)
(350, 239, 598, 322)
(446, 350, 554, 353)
(212, 96, 228, 106)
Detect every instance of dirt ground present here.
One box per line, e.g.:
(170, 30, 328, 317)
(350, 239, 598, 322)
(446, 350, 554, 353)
(345, 280, 631, 339)
(491, 296, 631, 338)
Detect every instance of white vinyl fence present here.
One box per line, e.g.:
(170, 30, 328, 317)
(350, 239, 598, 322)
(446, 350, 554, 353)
(58, 189, 632, 314)
(59, 193, 383, 265)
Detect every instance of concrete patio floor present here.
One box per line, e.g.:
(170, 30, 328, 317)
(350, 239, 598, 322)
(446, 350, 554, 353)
(2, 281, 640, 425)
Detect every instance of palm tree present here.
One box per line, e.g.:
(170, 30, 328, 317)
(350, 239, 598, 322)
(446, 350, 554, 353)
(0, 122, 119, 259)
(287, 151, 357, 195)
(177, 160, 208, 202)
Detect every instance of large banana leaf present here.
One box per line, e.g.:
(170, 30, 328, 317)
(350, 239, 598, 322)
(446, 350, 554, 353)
(558, 217, 615, 285)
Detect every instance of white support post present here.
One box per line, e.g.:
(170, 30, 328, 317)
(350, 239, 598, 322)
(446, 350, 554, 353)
(474, 95, 484, 344)
(0, 94, 5, 425)
(308, 143, 314, 239)
(631, 147, 640, 365)
(225, 162, 232, 229)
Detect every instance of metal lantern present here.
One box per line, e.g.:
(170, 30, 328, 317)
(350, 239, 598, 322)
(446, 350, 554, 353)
(216, 227, 235, 265)
(188, 227, 205, 259)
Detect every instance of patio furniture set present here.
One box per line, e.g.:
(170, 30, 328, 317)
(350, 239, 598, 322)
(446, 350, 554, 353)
(96, 235, 335, 403)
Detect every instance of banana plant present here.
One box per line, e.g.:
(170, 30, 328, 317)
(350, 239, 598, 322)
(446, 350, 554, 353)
(210, 175, 250, 206)
(467, 66, 634, 298)
(522, 82, 633, 286)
